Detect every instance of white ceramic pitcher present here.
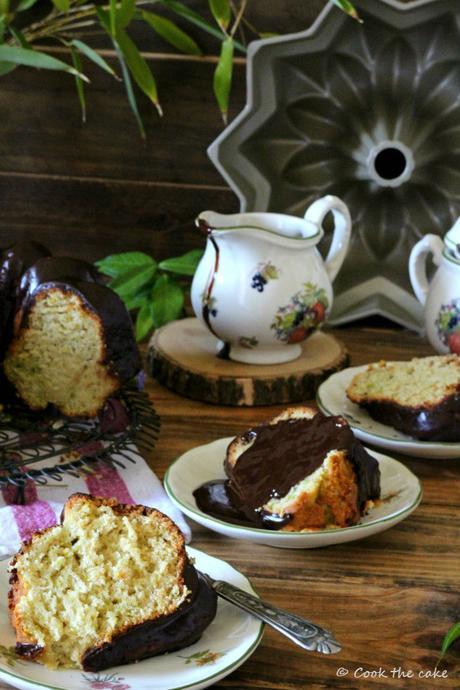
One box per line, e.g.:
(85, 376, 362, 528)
(191, 195, 352, 364)
(409, 221, 460, 354)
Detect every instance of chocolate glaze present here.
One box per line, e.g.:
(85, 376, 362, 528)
(15, 279, 141, 386)
(0, 242, 50, 359)
(194, 413, 380, 530)
(81, 570, 217, 671)
(362, 395, 460, 441)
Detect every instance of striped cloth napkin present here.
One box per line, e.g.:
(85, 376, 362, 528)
(0, 446, 191, 558)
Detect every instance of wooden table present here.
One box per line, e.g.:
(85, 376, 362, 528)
(2, 325, 460, 689)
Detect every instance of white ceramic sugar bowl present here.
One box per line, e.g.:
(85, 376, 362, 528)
(409, 220, 460, 354)
(191, 195, 351, 365)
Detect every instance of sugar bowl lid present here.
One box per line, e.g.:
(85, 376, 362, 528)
(445, 218, 460, 260)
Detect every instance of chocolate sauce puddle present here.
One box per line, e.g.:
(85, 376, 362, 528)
(194, 414, 381, 530)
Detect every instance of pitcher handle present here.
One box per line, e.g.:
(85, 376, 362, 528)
(409, 234, 443, 306)
(304, 195, 352, 283)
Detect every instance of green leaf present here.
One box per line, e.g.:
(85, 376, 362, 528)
(71, 39, 118, 79)
(151, 274, 184, 327)
(0, 61, 16, 75)
(109, 0, 117, 36)
(158, 249, 203, 276)
(116, 28, 161, 115)
(9, 27, 29, 48)
(71, 46, 86, 123)
(0, 46, 88, 80)
(142, 11, 202, 56)
(332, 0, 362, 22)
(124, 287, 151, 311)
(208, 0, 231, 31)
(440, 622, 460, 658)
(117, 0, 136, 29)
(110, 264, 157, 299)
(95, 251, 155, 279)
(259, 31, 278, 39)
(16, 0, 40, 11)
(135, 301, 154, 341)
(115, 40, 146, 138)
(159, 0, 245, 53)
(51, 0, 70, 13)
(213, 36, 233, 124)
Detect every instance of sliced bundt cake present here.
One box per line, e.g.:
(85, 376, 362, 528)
(194, 407, 380, 531)
(346, 355, 460, 441)
(9, 494, 217, 671)
(3, 266, 141, 417)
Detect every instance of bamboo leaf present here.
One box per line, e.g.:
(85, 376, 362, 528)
(117, 0, 136, 29)
(51, 0, 70, 13)
(113, 39, 146, 138)
(0, 46, 88, 80)
(213, 36, 233, 124)
(135, 301, 154, 341)
(440, 622, 460, 659)
(208, 0, 231, 31)
(109, 0, 117, 36)
(151, 274, 184, 328)
(95, 251, 155, 278)
(159, 0, 246, 53)
(116, 28, 161, 114)
(142, 11, 202, 56)
(158, 249, 203, 275)
(332, 0, 362, 22)
(9, 27, 29, 48)
(0, 61, 16, 75)
(71, 40, 118, 79)
(16, 0, 40, 11)
(71, 46, 86, 122)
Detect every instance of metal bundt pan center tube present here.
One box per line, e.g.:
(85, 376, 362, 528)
(208, 0, 460, 330)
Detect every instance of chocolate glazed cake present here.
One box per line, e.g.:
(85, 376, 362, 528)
(347, 356, 460, 441)
(0, 245, 141, 417)
(9, 494, 217, 671)
(194, 407, 380, 531)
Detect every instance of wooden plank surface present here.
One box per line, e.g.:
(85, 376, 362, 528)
(3, 325, 458, 690)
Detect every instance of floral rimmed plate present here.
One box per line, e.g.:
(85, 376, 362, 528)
(0, 548, 263, 690)
(317, 365, 460, 459)
(164, 438, 422, 548)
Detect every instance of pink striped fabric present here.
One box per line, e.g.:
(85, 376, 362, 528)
(85, 463, 134, 504)
(1, 480, 57, 543)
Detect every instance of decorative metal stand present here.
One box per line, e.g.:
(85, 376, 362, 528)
(0, 384, 160, 491)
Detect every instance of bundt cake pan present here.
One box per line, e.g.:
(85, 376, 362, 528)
(208, 0, 460, 331)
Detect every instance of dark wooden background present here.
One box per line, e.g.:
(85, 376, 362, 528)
(0, 1, 337, 261)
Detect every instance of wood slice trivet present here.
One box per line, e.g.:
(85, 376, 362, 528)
(147, 318, 348, 406)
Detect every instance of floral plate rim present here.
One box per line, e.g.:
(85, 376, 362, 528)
(316, 364, 460, 449)
(164, 438, 423, 538)
(0, 547, 264, 690)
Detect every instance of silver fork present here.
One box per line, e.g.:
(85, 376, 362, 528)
(200, 572, 341, 655)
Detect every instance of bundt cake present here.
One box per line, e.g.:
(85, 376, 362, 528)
(0, 243, 141, 417)
(346, 355, 460, 441)
(194, 407, 381, 531)
(9, 493, 217, 671)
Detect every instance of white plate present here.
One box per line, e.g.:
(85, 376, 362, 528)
(0, 548, 263, 690)
(164, 438, 422, 548)
(317, 365, 460, 459)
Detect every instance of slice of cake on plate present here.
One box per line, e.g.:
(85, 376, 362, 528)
(346, 355, 460, 441)
(9, 494, 217, 671)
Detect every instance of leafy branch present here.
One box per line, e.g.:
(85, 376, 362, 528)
(95, 249, 203, 340)
(0, 0, 360, 135)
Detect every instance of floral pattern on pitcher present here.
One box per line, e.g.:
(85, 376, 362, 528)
(239, 336, 259, 349)
(435, 299, 460, 354)
(201, 293, 218, 317)
(271, 283, 329, 344)
(251, 262, 280, 292)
